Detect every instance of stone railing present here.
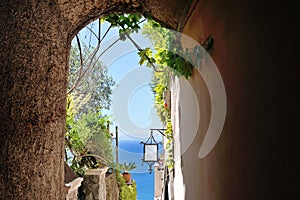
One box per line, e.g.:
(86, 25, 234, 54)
(64, 167, 119, 200)
(82, 168, 108, 200)
(64, 162, 83, 200)
(65, 177, 84, 200)
(105, 172, 119, 200)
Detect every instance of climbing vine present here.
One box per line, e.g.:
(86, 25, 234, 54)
(103, 13, 196, 78)
(151, 70, 174, 170)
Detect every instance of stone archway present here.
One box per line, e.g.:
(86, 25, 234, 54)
(1, 0, 292, 199)
(0, 0, 193, 199)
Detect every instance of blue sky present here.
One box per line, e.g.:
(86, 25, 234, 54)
(76, 20, 163, 142)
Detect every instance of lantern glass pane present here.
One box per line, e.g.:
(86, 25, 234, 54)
(144, 144, 158, 162)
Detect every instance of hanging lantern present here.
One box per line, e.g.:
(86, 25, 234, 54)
(141, 130, 159, 174)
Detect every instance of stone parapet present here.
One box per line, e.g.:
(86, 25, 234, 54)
(82, 168, 108, 200)
(65, 177, 84, 200)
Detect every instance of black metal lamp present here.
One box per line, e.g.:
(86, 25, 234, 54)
(141, 129, 166, 174)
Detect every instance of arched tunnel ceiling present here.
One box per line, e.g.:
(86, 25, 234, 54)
(145, 0, 195, 30)
(58, 0, 195, 36)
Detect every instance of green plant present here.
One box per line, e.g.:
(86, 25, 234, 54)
(65, 94, 114, 176)
(119, 181, 137, 200)
(103, 14, 196, 78)
(115, 169, 137, 200)
(68, 45, 115, 111)
(150, 63, 174, 171)
(141, 18, 195, 78)
(118, 162, 137, 173)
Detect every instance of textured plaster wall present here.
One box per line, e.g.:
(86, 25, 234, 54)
(174, 0, 290, 199)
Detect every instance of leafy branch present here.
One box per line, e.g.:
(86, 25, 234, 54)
(67, 21, 113, 94)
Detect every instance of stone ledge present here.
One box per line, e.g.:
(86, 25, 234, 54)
(65, 177, 84, 194)
(84, 167, 108, 175)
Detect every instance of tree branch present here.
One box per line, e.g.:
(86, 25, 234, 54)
(67, 35, 84, 94)
(117, 22, 165, 73)
(85, 26, 100, 42)
(67, 25, 119, 94)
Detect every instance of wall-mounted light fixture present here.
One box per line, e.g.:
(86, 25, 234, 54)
(141, 129, 167, 174)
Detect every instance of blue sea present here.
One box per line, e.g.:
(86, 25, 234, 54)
(131, 172, 154, 200)
(118, 140, 163, 200)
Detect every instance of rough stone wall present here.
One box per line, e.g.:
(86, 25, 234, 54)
(56, 0, 195, 40)
(0, 1, 70, 199)
(65, 178, 84, 200)
(105, 173, 119, 200)
(65, 189, 78, 200)
(82, 168, 108, 200)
